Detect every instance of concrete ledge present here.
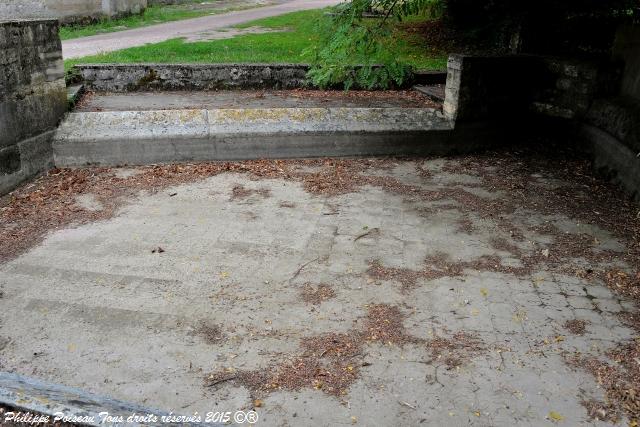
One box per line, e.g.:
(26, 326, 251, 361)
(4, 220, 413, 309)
(0, 372, 211, 426)
(580, 123, 640, 202)
(53, 108, 456, 166)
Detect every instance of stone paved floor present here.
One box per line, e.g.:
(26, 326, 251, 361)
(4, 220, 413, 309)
(0, 154, 638, 426)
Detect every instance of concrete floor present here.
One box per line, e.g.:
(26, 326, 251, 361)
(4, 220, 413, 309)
(76, 90, 439, 112)
(0, 156, 637, 426)
(62, 0, 342, 59)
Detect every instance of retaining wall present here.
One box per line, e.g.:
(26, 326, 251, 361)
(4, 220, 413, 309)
(0, 19, 67, 196)
(581, 24, 640, 201)
(75, 64, 447, 92)
(77, 63, 311, 91)
(147, 0, 193, 5)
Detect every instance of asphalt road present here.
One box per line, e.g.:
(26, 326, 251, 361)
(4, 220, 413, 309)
(62, 0, 342, 59)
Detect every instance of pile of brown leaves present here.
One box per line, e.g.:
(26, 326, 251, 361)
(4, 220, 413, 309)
(229, 184, 271, 201)
(205, 304, 485, 397)
(300, 283, 336, 305)
(426, 331, 486, 370)
(568, 340, 640, 424)
(564, 319, 588, 335)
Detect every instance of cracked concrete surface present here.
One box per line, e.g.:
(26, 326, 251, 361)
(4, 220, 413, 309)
(0, 157, 638, 426)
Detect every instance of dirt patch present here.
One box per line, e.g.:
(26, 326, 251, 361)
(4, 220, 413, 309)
(567, 340, 640, 424)
(581, 399, 618, 423)
(426, 331, 485, 370)
(564, 319, 588, 335)
(367, 252, 524, 292)
(230, 184, 271, 201)
(300, 283, 336, 305)
(193, 321, 224, 345)
(284, 88, 440, 109)
(361, 304, 419, 346)
(366, 260, 426, 291)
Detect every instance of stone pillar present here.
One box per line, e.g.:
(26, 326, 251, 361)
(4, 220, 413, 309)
(0, 19, 67, 195)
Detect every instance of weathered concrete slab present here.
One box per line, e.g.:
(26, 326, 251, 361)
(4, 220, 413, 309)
(53, 108, 454, 166)
(0, 156, 637, 425)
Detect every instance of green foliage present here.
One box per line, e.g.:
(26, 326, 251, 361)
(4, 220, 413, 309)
(65, 9, 447, 74)
(308, 0, 443, 89)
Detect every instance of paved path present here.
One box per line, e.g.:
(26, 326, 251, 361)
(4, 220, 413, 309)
(62, 0, 342, 59)
(0, 155, 637, 425)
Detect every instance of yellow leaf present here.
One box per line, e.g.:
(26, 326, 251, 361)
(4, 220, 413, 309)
(548, 411, 564, 422)
(480, 288, 488, 297)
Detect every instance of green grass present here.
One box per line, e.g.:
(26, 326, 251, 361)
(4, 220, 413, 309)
(64, 9, 448, 71)
(59, 1, 260, 40)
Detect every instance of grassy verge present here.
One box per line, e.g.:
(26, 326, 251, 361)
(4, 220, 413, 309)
(60, 0, 268, 40)
(64, 9, 448, 71)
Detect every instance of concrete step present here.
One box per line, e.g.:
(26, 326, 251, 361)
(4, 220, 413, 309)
(53, 107, 456, 167)
(413, 84, 446, 103)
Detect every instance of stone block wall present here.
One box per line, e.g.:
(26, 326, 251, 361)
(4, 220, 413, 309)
(614, 25, 640, 101)
(443, 55, 539, 122)
(76, 63, 311, 91)
(147, 0, 193, 5)
(444, 54, 618, 122)
(530, 58, 620, 120)
(0, 19, 67, 196)
(442, 51, 639, 200)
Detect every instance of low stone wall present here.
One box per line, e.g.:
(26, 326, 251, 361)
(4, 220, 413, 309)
(0, 0, 147, 23)
(580, 24, 640, 201)
(147, 0, 193, 5)
(77, 63, 311, 91)
(442, 52, 639, 201)
(614, 25, 640, 101)
(444, 54, 618, 122)
(0, 19, 67, 196)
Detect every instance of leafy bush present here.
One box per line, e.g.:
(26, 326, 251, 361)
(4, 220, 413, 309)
(309, 0, 638, 88)
(308, 0, 442, 89)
